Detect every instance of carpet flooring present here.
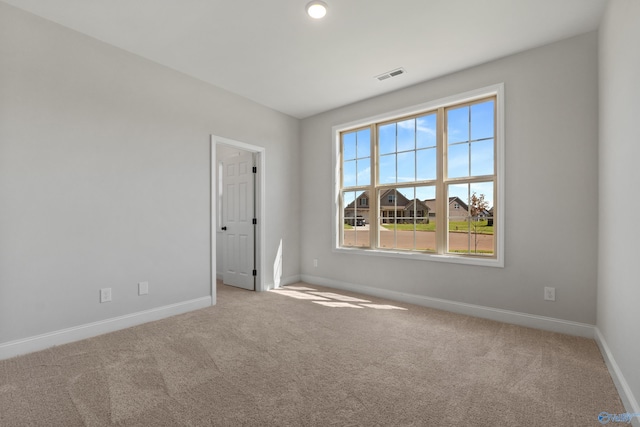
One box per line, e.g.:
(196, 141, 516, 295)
(0, 282, 625, 426)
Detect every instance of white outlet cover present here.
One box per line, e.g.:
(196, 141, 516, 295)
(100, 288, 112, 303)
(139, 281, 149, 295)
(544, 287, 555, 301)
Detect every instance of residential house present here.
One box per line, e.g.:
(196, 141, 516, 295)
(344, 190, 430, 225)
(422, 196, 493, 222)
(423, 196, 468, 221)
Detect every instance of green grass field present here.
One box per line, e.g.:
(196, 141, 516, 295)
(381, 220, 493, 234)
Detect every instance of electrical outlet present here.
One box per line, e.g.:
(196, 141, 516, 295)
(544, 287, 556, 301)
(100, 288, 112, 303)
(313, 259, 318, 268)
(138, 281, 149, 295)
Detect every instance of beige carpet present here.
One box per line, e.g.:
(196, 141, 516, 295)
(0, 282, 625, 426)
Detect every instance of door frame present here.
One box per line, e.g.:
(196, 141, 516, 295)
(211, 135, 266, 301)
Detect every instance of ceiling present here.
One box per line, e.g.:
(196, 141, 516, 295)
(2, 0, 607, 118)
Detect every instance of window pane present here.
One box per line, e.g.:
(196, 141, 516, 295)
(396, 187, 417, 250)
(357, 128, 371, 158)
(397, 119, 415, 152)
(343, 191, 368, 248)
(470, 182, 494, 214)
(416, 148, 436, 181)
(416, 185, 436, 252)
(343, 191, 356, 219)
(469, 182, 494, 256)
(397, 187, 414, 209)
(343, 191, 356, 242)
(417, 114, 436, 149)
(447, 184, 470, 254)
(448, 143, 469, 178)
(447, 106, 469, 144)
(343, 132, 356, 160)
(447, 183, 494, 256)
(343, 160, 356, 187)
(379, 154, 396, 184)
(448, 183, 469, 217)
(397, 151, 415, 183)
(378, 189, 398, 249)
(377, 186, 436, 252)
(471, 139, 494, 176)
(379, 123, 396, 155)
(357, 158, 371, 186)
(419, 186, 437, 252)
(471, 100, 494, 141)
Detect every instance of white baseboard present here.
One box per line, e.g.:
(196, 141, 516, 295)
(0, 296, 212, 361)
(300, 274, 595, 338)
(595, 328, 640, 426)
(264, 274, 302, 291)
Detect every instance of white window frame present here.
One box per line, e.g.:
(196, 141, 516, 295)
(332, 84, 505, 267)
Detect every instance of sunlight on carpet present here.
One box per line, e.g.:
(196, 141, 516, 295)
(271, 287, 407, 310)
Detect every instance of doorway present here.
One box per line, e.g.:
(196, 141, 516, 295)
(211, 135, 265, 295)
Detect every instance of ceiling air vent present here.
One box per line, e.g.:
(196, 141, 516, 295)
(375, 68, 406, 82)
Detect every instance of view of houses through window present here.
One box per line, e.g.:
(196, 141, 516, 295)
(340, 95, 497, 258)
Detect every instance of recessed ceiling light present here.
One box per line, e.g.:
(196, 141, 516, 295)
(306, 1, 328, 19)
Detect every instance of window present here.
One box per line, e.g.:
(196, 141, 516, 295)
(334, 85, 503, 267)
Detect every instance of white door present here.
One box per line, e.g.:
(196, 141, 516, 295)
(222, 151, 255, 290)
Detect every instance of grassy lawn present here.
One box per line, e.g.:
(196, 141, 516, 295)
(381, 220, 493, 234)
(343, 223, 354, 230)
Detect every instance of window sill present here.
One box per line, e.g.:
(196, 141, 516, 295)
(333, 246, 504, 268)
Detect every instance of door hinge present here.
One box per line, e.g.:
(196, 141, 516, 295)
(252, 166, 257, 173)
(252, 218, 257, 225)
(252, 269, 257, 276)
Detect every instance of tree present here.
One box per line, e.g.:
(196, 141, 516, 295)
(468, 192, 489, 253)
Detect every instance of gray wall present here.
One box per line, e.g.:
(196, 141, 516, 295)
(300, 32, 599, 324)
(0, 3, 300, 344)
(598, 0, 640, 410)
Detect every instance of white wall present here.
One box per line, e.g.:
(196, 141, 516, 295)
(300, 33, 599, 325)
(598, 0, 640, 414)
(0, 3, 300, 347)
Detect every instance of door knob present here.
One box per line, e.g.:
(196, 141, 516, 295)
(221, 226, 227, 231)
